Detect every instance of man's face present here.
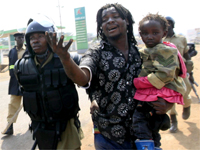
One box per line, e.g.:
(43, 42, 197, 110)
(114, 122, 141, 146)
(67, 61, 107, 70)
(101, 7, 128, 40)
(15, 35, 24, 46)
(167, 20, 173, 32)
(139, 20, 167, 48)
(29, 33, 48, 54)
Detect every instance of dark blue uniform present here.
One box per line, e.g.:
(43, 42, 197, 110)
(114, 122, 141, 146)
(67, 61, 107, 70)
(8, 46, 28, 95)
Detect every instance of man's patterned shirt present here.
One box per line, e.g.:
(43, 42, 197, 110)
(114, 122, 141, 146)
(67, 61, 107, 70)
(79, 40, 142, 144)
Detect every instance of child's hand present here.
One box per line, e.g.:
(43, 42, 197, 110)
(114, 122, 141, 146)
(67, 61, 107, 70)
(151, 97, 174, 114)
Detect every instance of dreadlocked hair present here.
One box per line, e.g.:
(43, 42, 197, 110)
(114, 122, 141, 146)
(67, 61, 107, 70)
(96, 3, 137, 45)
(139, 13, 169, 32)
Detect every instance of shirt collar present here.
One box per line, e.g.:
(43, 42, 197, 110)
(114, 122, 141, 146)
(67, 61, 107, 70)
(171, 33, 177, 38)
(167, 33, 176, 39)
(100, 40, 111, 49)
(100, 40, 134, 52)
(34, 52, 53, 68)
(16, 44, 26, 51)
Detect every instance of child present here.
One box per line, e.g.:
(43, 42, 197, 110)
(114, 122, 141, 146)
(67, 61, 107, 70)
(132, 13, 187, 149)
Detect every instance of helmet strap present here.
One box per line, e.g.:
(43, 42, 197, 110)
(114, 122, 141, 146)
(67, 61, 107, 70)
(35, 48, 49, 59)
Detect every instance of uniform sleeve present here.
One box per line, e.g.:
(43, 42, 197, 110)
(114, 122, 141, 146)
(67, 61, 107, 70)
(147, 46, 179, 89)
(8, 49, 14, 77)
(183, 37, 189, 54)
(8, 50, 11, 67)
(181, 37, 194, 73)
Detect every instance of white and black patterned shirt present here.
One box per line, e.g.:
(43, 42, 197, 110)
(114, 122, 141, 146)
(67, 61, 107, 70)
(79, 40, 142, 144)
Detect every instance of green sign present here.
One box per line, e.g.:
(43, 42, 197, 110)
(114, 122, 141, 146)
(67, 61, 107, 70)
(64, 36, 76, 41)
(74, 7, 88, 52)
(0, 45, 9, 49)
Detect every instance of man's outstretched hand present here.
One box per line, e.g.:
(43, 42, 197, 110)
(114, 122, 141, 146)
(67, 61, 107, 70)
(45, 31, 73, 60)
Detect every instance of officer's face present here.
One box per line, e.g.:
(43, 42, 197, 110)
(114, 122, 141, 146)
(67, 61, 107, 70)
(29, 33, 48, 54)
(15, 36, 24, 46)
(139, 20, 167, 48)
(167, 20, 173, 32)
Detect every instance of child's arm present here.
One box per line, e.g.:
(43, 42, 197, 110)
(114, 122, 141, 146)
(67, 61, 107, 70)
(146, 45, 179, 89)
(134, 43, 186, 90)
(134, 45, 177, 89)
(163, 41, 187, 78)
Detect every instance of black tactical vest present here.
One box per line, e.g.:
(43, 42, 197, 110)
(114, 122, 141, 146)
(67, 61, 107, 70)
(14, 54, 80, 123)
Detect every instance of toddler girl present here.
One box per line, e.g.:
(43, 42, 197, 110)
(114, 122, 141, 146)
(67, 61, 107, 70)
(132, 13, 186, 150)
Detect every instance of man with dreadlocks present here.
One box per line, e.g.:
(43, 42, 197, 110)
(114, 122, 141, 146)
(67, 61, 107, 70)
(45, 3, 173, 149)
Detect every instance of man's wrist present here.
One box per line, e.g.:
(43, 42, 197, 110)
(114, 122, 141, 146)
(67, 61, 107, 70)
(59, 55, 71, 63)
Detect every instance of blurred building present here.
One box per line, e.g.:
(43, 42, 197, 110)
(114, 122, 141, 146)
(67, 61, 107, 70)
(187, 28, 200, 44)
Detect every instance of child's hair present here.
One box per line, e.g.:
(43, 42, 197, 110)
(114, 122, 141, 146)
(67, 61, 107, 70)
(138, 13, 169, 32)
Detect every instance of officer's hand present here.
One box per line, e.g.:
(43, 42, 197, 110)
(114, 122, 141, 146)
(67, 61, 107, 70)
(90, 100, 100, 114)
(151, 97, 173, 115)
(45, 31, 73, 60)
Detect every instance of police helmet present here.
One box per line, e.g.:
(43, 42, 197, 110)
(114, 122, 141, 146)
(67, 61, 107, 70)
(165, 16, 175, 28)
(25, 14, 57, 56)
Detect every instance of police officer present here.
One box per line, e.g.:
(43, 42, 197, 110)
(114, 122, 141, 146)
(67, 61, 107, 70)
(2, 33, 28, 135)
(164, 16, 193, 133)
(14, 16, 83, 149)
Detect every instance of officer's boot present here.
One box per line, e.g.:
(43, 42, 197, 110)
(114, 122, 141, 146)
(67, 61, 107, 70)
(182, 106, 191, 120)
(169, 115, 178, 133)
(4, 123, 13, 135)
